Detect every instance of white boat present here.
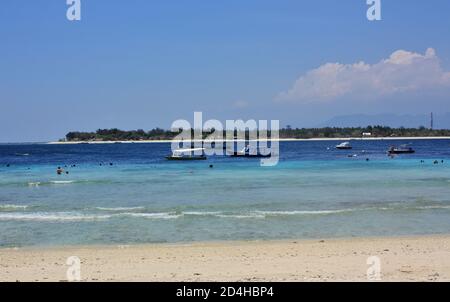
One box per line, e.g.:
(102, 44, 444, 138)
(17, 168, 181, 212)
(336, 142, 352, 150)
(166, 148, 207, 160)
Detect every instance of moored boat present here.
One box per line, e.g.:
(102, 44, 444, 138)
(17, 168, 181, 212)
(336, 142, 352, 150)
(388, 145, 415, 154)
(166, 148, 207, 160)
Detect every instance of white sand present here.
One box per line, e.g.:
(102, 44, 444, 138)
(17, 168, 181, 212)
(47, 136, 450, 144)
(1, 235, 450, 282)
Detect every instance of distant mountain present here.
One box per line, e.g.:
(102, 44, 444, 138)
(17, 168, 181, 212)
(319, 113, 450, 129)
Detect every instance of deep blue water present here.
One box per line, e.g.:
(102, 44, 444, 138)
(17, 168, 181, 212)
(0, 139, 449, 247)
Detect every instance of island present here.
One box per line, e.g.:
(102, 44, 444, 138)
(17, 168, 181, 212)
(60, 126, 450, 143)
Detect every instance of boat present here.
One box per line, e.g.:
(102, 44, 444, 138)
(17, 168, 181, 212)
(229, 146, 271, 158)
(388, 145, 415, 154)
(336, 142, 352, 150)
(166, 148, 207, 160)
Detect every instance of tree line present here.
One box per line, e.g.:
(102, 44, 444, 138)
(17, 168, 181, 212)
(64, 126, 450, 142)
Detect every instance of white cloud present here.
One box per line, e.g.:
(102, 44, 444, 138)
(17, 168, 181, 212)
(276, 48, 450, 104)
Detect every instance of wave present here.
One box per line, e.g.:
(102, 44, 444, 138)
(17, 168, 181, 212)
(256, 209, 356, 216)
(0, 211, 181, 222)
(413, 205, 450, 210)
(183, 211, 222, 216)
(215, 213, 266, 219)
(95, 206, 146, 212)
(0, 204, 29, 210)
(119, 212, 181, 219)
(1, 205, 449, 222)
(207, 209, 357, 219)
(0, 212, 111, 222)
(24, 179, 121, 187)
(26, 180, 77, 187)
(375, 205, 450, 211)
(50, 180, 76, 185)
(118, 210, 346, 219)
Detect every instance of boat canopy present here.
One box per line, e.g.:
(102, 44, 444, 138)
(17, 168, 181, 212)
(173, 148, 205, 154)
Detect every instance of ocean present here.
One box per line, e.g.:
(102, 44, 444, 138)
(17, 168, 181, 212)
(0, 139, 449, 247)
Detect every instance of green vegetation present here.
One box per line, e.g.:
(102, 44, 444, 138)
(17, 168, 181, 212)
(63, 126, 450, 142)
(278, 125, 450, 139)
(65, 128, 174, 142)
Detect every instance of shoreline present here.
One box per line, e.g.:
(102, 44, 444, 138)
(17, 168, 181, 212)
(46, 136, 450, 145)
(3, 233, 447, 252)
(2, 234, 450, 281)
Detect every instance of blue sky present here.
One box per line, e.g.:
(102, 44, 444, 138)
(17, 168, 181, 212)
(1, 0, 450, 142)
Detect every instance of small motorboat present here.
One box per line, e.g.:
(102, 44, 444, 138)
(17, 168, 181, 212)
(336, 142, 352, 150)
(166, 148, 207, 160)
(388, 145, 415, 154)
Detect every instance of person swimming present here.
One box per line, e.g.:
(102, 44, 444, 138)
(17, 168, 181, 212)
(56, 167, 64, 175)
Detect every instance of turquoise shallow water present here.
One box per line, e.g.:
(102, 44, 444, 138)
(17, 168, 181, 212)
(0, 140, 449, 247)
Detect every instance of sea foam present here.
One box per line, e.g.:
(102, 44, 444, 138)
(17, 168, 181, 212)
(0, 212, 111, 222)
(50, 180, 76, 184)
(0, 204, 29, 210)
(95, 206, 146, 212)
(119, 212, 182, 219)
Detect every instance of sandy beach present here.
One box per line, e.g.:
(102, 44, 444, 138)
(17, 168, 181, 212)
(1, 235, 449, 282)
